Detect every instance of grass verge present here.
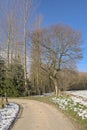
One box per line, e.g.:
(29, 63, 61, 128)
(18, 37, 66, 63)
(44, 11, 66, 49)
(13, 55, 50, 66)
(21, 95, 87, 130)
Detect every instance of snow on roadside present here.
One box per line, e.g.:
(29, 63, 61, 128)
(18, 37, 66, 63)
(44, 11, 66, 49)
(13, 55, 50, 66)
(0, 103, 19, 130)
(52, 96, 87, 119)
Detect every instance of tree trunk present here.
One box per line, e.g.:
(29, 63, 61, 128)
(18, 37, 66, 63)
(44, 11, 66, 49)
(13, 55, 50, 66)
(24, 16, 27, 94)
(1, 96, 4, 108)
(36, 72, 40, 95)
(54, 80, 58, 97)
(50, 76, 59, 97)
(5, 92, 8, 105)
(7, 28, 10, 67)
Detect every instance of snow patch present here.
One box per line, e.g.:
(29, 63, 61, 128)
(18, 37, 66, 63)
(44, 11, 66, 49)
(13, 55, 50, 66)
(0, 103, 19, 130)
(52, 95, 87, 119)
(67, 90, 87, 99)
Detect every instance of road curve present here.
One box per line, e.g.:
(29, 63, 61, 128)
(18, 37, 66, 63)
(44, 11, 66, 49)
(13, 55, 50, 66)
(9, 99, 76, 130)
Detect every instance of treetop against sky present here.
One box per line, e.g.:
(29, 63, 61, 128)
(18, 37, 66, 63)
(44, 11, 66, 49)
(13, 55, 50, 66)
(38, 0, 87, 72)
(0, 0, 87, 72)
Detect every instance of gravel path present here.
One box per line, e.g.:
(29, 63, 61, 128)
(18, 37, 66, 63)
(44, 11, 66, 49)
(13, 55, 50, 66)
(9, 99, 76, 130)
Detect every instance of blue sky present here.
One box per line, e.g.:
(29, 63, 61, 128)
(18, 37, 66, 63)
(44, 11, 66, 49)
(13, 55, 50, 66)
(37, 0, 87, 72)
(0, 0, 86, 72)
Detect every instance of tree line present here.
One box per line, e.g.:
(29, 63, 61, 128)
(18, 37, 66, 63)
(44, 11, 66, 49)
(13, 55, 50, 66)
(0, 0, 86, 97)
(29, 25, 86, 96)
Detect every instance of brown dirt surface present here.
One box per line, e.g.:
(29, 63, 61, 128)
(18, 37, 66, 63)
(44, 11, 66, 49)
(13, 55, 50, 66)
(10, 98, 76, 130)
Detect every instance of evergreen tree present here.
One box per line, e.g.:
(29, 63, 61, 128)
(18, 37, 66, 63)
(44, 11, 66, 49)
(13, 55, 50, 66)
(5, 60, 25, 97)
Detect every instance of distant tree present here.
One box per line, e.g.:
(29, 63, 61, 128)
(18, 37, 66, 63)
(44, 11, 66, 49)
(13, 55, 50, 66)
(69, 72, 87, 90)
(57, 69, 78, 91)
(30, 29, 42, 94)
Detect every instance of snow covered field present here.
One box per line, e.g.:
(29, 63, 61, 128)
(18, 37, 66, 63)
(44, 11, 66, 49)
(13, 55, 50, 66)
(0, 103, 19, 130)
(52, 90, 87, 120)
(67, 90, 87, 99)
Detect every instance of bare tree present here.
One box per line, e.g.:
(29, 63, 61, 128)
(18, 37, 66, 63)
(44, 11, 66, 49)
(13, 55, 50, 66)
(30, 28, 42, 94)
(15, 0, 40, 94)
(29, 16, 54, 95)
(40, 24, 83, 96)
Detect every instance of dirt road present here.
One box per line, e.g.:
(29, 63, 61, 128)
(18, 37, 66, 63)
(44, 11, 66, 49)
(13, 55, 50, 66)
(10, 99, 76, 130)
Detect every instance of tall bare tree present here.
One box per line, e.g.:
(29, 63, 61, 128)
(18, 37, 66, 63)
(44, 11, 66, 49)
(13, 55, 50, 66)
(40, 24, 83, 96)
(30, 28, 42, 94)
(16, 0, 40, 93)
